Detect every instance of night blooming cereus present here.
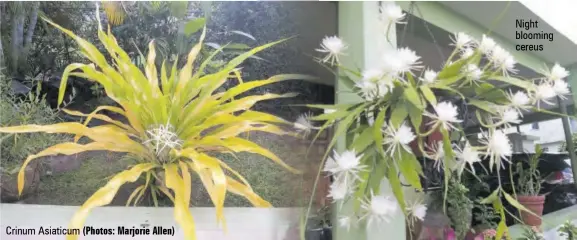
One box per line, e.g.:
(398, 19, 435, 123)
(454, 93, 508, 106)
(303, 2, 572, 238)
(0, 17, 314, 240)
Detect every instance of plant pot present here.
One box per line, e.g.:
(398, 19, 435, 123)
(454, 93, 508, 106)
(409, 116, 443, 157)
(517, 195, 545, 227)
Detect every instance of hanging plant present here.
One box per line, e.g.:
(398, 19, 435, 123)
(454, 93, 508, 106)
(300, 2, 572, 239)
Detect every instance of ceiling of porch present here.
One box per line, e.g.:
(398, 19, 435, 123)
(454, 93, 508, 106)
(438, 1, 577, 68)
(397, 13, 574, 132)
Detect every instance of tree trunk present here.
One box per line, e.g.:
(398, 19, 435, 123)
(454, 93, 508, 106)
(23, 2, 39, 52)
(0, 4, 5, 70)
(10, 2, 25, 75)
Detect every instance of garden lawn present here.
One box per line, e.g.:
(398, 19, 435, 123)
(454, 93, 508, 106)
(26, 132, 322, 208)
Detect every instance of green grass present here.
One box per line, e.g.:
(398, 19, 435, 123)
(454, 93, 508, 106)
(192, 132, 317, 207)
(28, 133, 320, 207)
(31, 152, 133, 205)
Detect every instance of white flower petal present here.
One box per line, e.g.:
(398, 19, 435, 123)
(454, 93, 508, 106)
(380, 3, 406, 24)
(316, 36, 347, 65)
(548, 63, 569, 82)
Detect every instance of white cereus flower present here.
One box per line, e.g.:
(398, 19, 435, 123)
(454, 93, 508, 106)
(455, 141, 482, 175)
(451, 32, 474, 50)
(553, 80, 570, 100)
(479, 130, 512, 171)
(424, 101, 462, 131)
(420, 69, 437, 84)
(382, 122, 416, 157)
(489, 46, 517, 76)
(356, 79, 389, 102)
(379, 3, 406, 24)
(408, 202, 428, 221)
(506, 90, 531, 115)
(495, 106, 522, 127)
(534, 82, 557, 108)
(327, 178, 350, 203)
(426, 141, 445, 172)
(460, 47, 475, 59)
(316, 36, 347, 65)
(362, 68, 385, 83)
(360, 193, 399, 228)
(338, 216, 353, 232)
(294, 112, 316, 137)
(463, 64, 483, 81)
(382, 47, 422, 78)
(323, 150, 366, 180)
(478, 34, 497, 55)
(547, 63, 569, 82)
(397, 47, 422, 74)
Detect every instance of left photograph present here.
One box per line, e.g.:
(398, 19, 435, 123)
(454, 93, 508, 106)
(0, 2, 337, 240)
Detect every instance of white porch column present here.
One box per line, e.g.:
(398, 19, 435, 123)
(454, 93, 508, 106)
(334, 2, 406, 240)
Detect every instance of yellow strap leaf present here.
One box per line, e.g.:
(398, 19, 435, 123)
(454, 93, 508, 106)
(220, 137, 301, 174)
(126, 185, 145, 207)
(66, 163, 154, 240)
(211, 121, 291, 139)
(18, 142, 139, 196)
(164, 164, 197, 240)
(218, 93, 298, 115)
(179, 161, 192, 206)
(0, 123, 143, 152)
(176, 27, 207, 96)
(178, 149, 227, 227)
(146, 40, 159, 91)
(61, 108, 135, 136)
(226, 176, 271, 207)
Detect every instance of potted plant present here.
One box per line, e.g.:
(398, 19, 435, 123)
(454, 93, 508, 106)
(515, 226, 544, 240)
(304, 206, 332, 240)
(515, 145, 545, 226)
(558, 220, 577, 240)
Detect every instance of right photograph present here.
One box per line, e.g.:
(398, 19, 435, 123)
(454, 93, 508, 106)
(318, 1, 577, 240)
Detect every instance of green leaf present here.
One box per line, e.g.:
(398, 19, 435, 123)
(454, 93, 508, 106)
(491, 76, 535, 90)
(305, 103, 358, 111)
(184, 18, 206, 36)
(404, 86, 423, 110)
(374, 108, 388, 158)
(420, 86, 437, 106)
(502, 191, 539, 218)
(493, 199, 510, 240)
(468, 99, 497, 114)
(309, 110, 349, 121)
(407, 101, 423, 133)
(325, 103, 369, 157)
(390, 102, 408, 128)
(354, 150, 379, 211)
(224, 43, 251, 50)
(398, 149, 423, 190)
(230, 30, 256, 41)
(338, 74, 357, 92)
(481, 188, 501, 204)
(496, 220, 509, 240)
(531, 107, 574, 119)
(351, 127, 376, 153)
(387, 164, 407, 214)
(432, 85, 466, 100)
(438, 59, 467, 80)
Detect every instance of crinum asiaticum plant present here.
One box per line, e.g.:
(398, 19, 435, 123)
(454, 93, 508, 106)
(301, 3, 571, 238)
(0, 18, 314, 240)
